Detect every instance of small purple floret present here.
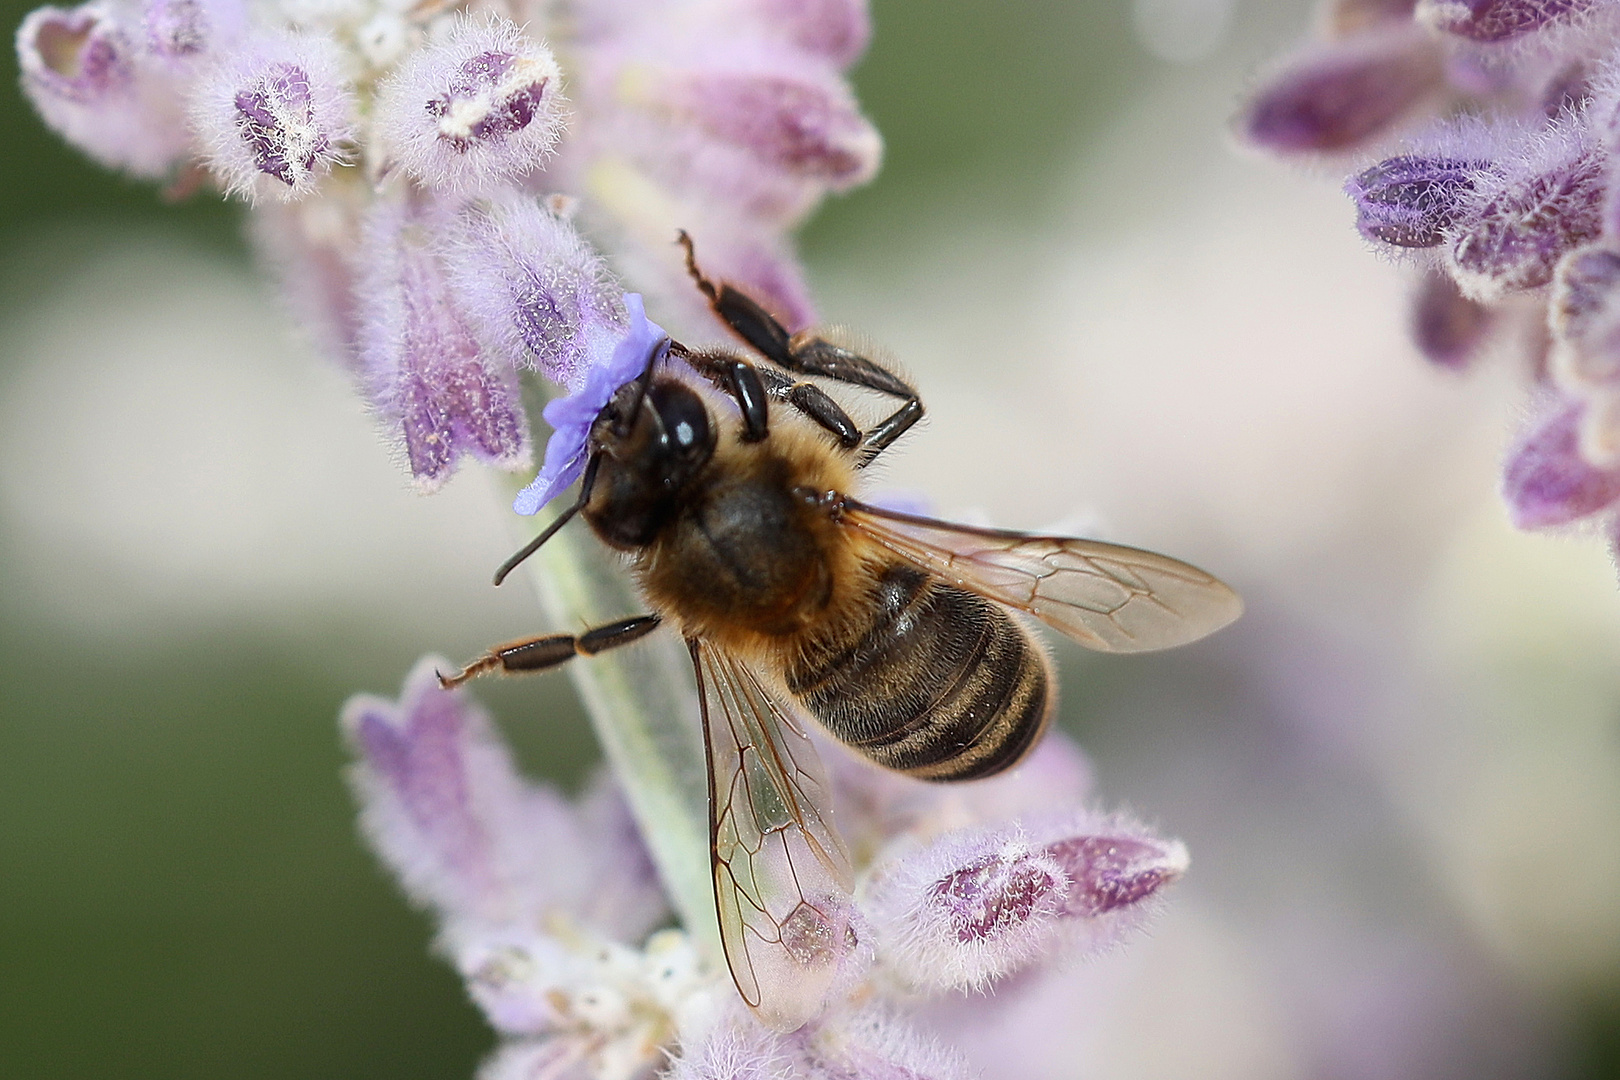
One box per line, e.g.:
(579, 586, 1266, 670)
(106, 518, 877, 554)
(1347, 156, 1483, 247)
(23, 5, 133, 102)
(930, 854, 1061, 943)
(1502, 401, 1620, 527)
(234, 62, 324, 186)
(1417, 0, 1597, 43)
(513, 293, 667, 515)
(427, 51, 549, 153)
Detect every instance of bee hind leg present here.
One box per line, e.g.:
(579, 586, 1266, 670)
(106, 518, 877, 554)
(438, 615, 663, 689)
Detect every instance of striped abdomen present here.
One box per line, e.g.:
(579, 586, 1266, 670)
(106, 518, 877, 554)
(785, 564, 1051, 781)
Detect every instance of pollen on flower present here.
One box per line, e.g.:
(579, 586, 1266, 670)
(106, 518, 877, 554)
(189, 30, 353, 201)
(374, 16, 566, 195)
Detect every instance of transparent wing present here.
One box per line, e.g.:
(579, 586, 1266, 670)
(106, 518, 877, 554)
(688, 638, 856, 1033)
(841, 498, 1243, 653)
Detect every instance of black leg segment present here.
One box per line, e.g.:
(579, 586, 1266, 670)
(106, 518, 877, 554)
(438, 615, 663, 688)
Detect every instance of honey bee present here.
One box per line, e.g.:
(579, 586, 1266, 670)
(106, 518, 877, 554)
(442, 234, 1242, 1031)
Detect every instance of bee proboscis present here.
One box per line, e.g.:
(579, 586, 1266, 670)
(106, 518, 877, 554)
(443, 234, 1242, 1031)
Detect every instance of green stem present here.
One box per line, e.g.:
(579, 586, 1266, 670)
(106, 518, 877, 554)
(499, 380, 720, 960)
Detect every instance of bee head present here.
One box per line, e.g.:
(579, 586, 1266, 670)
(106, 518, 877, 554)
(585, 375, 717, 547)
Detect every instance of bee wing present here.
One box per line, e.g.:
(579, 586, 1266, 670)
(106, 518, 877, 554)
(688, 638, 856, 1033)
(841, 498, 1242, 653)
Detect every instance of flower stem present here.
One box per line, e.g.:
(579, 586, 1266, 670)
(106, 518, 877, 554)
(498, 381, 720, 960)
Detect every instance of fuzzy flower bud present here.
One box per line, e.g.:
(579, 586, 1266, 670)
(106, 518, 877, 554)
(443, 194, 626, 386)
(1347, 156, 1484, 247)
(1447, 144, 1605, 301)
(189, 30, 354, 201)
(862, 814, 1187, 992)
(1415, 0, 1600, 43)
(358, 198, 531, 491)
(16, 2, 190, 176)
(374, 17, 567, 196)
(1411, 268, 1496, 369)
(1240, 29, 1442, 154)
(1502, 400, 1620, 527)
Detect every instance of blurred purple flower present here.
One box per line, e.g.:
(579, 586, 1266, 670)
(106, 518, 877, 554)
(342, 664, 1186, 1079)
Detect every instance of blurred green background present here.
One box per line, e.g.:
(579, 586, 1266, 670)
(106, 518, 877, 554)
(3, 0, 1617, 1077)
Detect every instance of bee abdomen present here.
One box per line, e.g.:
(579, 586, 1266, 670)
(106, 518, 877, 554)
(787, 565, 1051, 781)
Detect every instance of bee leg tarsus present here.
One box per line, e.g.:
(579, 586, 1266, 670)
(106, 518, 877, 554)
(451, 615, 664, 684)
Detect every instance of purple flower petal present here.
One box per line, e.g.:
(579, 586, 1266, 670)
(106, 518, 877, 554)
(357, 196, 532, 491)
(1448, 145, 1605, 301)
(513, 292, 667, 515)
(189, 29, 355, 201)
(442, 193, 627, 386)
(862, 811, 1186, 992)
(1410, 269, 1496, 370)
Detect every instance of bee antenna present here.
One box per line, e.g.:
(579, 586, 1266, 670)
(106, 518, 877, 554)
(493, 455, 602, 586)
(676, 230, 719, 304)
(613, 336, 671, 438)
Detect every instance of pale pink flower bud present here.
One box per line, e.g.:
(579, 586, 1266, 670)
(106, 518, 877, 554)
(189, 30, 354, 201)
(16, 2, 190, 176)
(1416, 0, 1600, 43)
(442, 192, 626, 387)
(374, 17, 567, 195)
(1502, 399, 1620, 527)
(1411, 269, 1497, 370)
(357, 197, 531, 490)
(1240, 29, 1442, 154)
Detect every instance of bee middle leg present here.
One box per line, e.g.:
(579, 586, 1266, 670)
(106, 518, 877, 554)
(677, 232, 923, 466)
(438, 615, 662, 688)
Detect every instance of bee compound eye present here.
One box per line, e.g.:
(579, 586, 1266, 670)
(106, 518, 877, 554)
(648, 382, 714, 459)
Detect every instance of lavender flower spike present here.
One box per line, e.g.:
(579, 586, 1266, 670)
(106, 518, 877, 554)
(374, 16, 567, 196)
(862, 812, 1187, 992)
(512, 293, 668, 515)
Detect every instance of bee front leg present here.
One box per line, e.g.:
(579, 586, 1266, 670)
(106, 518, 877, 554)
(438, 615, 663, 688)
